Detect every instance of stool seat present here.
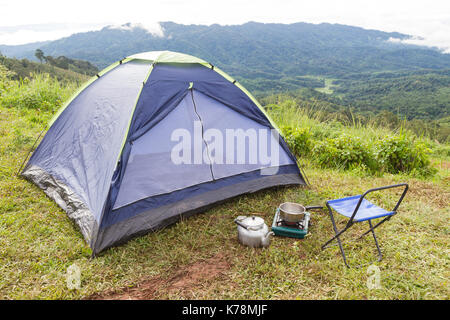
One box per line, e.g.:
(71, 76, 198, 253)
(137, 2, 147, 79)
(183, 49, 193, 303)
(328, 195, 395, 222)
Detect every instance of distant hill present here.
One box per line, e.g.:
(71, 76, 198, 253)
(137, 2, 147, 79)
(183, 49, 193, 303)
(3, 22, 450, 75)
(1, 21, 450, 120)
(42, 55, 99, 76)
(0, 55, 92, 83)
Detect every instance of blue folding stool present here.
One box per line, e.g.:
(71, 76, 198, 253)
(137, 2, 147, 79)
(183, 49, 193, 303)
(321, 184, 408, 267)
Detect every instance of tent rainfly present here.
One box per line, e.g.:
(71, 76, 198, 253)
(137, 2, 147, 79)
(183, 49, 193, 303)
(21, 51, 306, 255)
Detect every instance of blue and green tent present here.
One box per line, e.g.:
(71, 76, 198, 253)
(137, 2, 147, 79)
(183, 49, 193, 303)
(22, 51, 306, 254)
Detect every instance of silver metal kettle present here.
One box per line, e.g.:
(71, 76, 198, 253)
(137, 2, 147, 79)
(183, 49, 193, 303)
(234, 216, 274, 248)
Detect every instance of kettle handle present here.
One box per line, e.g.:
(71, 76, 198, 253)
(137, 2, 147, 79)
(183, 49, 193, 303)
(234, 219, 249, 230)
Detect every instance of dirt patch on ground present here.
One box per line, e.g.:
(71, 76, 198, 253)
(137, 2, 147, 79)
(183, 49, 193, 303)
(88, 253, 231, 300)
(407, 180, 450, 209)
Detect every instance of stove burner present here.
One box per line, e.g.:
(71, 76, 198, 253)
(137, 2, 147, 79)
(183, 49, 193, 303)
(276, 218, 306, 230)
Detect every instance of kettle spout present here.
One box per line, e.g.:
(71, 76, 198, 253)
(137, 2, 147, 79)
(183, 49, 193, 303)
(262, 231, 274, 248)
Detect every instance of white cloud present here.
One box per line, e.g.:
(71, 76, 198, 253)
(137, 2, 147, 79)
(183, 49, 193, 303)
(385, 17, 450, 54)
(389, 36, 450, 54)
(387, 37, 404, 44)
(106, 22, 164, 37)
(0, 23, 104, 45)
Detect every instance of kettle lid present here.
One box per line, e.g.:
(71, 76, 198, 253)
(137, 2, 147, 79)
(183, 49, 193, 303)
(237, 216, 265, 229)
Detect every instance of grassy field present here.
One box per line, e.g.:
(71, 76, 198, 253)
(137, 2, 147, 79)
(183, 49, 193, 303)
(0, 73, 449, 299)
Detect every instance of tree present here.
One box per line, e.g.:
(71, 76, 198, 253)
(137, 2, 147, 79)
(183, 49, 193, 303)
(35, 49, 44, 63)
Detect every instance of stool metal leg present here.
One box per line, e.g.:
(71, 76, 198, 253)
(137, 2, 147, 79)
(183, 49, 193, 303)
(368, 220, 383, 262)
(322, 203, 350, 268)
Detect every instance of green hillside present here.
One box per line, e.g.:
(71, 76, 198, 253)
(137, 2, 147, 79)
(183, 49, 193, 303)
(331, 69, 450, 120)
(0, 54, 92, 83)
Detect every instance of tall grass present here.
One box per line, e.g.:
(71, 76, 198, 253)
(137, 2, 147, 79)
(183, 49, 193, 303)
(266, 98, 443, 177)
(267, 98, 401, 141)
(0, 72, 78, 115)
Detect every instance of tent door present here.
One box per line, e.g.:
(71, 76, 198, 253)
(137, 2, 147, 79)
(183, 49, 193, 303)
(190, 89, 294, 180)
(112, 91, 214, 209)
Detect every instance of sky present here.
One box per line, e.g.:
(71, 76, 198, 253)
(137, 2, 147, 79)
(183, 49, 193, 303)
(1, 0, 449, 52)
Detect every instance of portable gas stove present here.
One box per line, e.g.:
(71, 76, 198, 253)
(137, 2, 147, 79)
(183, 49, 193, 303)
(271, 208, 311, 239)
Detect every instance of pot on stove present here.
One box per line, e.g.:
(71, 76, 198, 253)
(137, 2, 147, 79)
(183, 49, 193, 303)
(278, 202, 323, 224)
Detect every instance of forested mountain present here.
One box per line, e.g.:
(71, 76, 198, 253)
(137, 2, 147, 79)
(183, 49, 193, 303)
(332, 69, 450, 120)
(1, 21, 449, 120)
(3, 22, 450, 74)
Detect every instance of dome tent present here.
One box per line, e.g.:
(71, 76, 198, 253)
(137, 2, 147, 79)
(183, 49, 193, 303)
(22, 51, 306, 255)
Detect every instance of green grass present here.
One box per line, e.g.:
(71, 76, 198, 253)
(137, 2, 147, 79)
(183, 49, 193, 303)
(0, 73, 449, 299)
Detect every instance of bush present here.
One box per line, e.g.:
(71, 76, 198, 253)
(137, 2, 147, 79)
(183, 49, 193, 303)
(267, 98, 442, 177)
(281, 126, 312, 157)
(0, 64, 15, 92)
(0, 73, 76, 113)
(374, 134, 436, 176)
(310, 133, 436, 176)
(312, 134, 377, 171)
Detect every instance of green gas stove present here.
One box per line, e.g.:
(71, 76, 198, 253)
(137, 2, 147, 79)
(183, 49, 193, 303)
(271, 208, 310, 239)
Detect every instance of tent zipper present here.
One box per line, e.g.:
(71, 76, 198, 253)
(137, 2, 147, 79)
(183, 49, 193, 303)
(190, 88, 216, 181)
